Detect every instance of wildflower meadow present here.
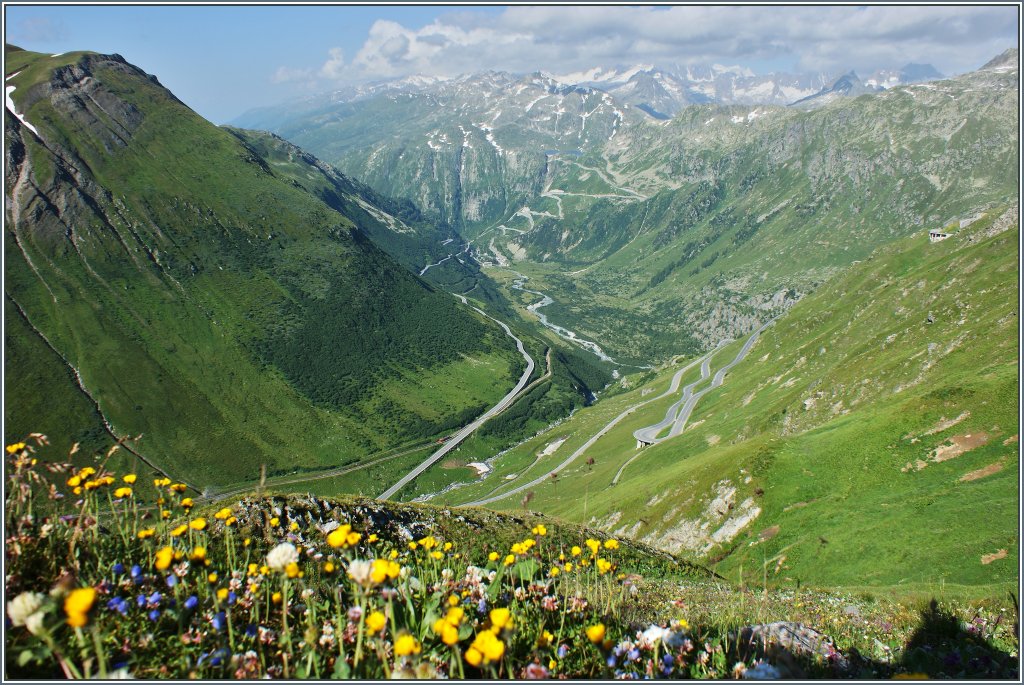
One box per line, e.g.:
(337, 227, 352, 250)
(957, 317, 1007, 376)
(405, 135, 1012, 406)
(4, 436, 1019, 679)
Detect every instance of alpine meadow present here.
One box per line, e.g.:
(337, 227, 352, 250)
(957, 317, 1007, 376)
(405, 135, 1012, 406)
(2, 5, 1020, 680)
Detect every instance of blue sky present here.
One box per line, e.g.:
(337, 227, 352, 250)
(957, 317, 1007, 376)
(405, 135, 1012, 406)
(4, 5, 1017, 124)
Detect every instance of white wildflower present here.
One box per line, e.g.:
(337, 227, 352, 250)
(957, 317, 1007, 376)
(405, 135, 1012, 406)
(266, 542, 298, 572)
(7, 592, 44, 628)
(347, 559, 373, 587)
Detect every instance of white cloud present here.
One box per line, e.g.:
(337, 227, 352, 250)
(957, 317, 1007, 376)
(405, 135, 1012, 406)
(320, 5, 1017, 83)
(319, 47, 346, 79)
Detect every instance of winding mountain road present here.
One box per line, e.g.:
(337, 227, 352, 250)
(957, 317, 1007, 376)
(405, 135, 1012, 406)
(462, 348, 718, 507)
(632, 341, 725, 444)
(377, 294, 536, 501)
(612, 318, 776, 484)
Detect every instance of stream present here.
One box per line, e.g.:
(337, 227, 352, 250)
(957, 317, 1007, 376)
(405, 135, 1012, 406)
(508, 270, 624, 367)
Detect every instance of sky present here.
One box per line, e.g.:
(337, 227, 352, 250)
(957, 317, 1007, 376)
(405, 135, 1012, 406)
(4, 4, 1018, 124)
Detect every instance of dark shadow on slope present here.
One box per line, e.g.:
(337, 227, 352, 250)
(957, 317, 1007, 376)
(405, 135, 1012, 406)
(727, 597, 1019, 679)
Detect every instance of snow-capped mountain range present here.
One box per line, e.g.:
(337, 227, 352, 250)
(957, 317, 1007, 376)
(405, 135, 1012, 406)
(241, 60, 946, 129)
(545, 62, 944, 116)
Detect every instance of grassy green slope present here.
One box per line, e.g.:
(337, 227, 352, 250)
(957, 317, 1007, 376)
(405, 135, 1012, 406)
(4, 49, 519, 487)
(450, 211, 1019, 591)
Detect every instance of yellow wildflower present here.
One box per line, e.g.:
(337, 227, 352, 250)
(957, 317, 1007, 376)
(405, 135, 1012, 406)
(323, 561, 336, 574)
(326, 524, 352, 548)
(549, 567, 560, 577)
(217, 588, 229, 601)
(586, 623, 605, 644)
(564, 562, 573, 573)
(438, 622, 459, 645)
(161, 510, 171, 519)
(214, 507, 232, 520)
(448, 595, 460, 607)
(597, 558, 612, 575)
(469, 630, 505, 663)
(366, 611, 387, 634)
(225, 516, 237, 526)
(269, 517, 279, 527)
(532, 524, 547, 536)
(79, 467, 96, 478)
(368, 533, 378, 543)
(571, 546, 582, 557)
(170, 524, 188, 537)
(189, 518, 206, 531)
(180, 498, 194, 509)
(503, 554, 515, 566)
(64, 587, 96, 628)
(190, 546, 207, 562)
(347, 531, 361, 546)
(585, 539, 601, 556)
(488, 552, 499, 562)
(394, 633, 421, 657)
(137, 528, 155, 539)
(285, 562, 300, 579)
(208, 572, 218, 583)
(154, 546, 174, 571)
(123, 474, 137, 484)
(271, 592, 282, 604)
(170, 483, 187, 493)
(443, 541, 453, 551)
(66, 475, 81, 488)
(6, 442, 26, 454)
(114, 487, 132, 498)
(289, 521, 299, 532)
(604, 539, 619, 550)
(489, 607, 512, 631)
(431, 551, 443, 560)
(537, 630, 554, 648)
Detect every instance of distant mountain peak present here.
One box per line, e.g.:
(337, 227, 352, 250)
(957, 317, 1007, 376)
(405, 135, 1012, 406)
(981, 48, 1018, 71)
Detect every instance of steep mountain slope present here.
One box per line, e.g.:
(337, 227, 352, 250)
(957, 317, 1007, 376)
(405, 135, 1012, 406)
(233, 53, 1016, 366)
(483, 54, 1018, 361)
(3, 47, 521, 487)
(234, 71, 643, 233)
(441, 208, 1019, 590)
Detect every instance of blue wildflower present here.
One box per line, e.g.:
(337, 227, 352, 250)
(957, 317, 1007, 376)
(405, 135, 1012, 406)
(212, 612, 227, 632)
(557, 644, 570, 658)
(148, 609, 160, 622)
(130, 565, 143, 581)
(245, 624, 258, 638)
(607, 655, 618, 668)
(662, 654, 674, 666)
(477, 598, 487, 615)
(147, 592, 162, 605)
(166, 574, 178, 588)
(184, 595, 199, 611)
(628, 648, 640, 662)
(136, 595, 146, 607)
(112, 563, 125, 576)
(228, 591, 237, 605)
